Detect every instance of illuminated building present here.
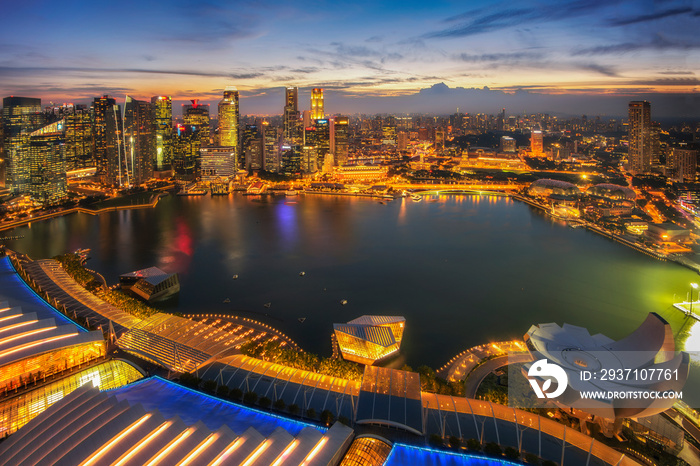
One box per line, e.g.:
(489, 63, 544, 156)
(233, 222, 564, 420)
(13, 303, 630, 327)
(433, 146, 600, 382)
(523, 312, 688, 420)
(334, 116, 349, 166)
(381, 117, 396, 145)
(28, 119, 67, 204)
(302, 145, 318, 173)
(0, 379, 355, 466)
(150, 96, 172, 172)
(313, 119, 330, 169)
(333, 315, 405, 365)
(628, 101, 652, 174)
(530, 130, 543, 156)
(283, 86, 300, 144)
(332, 165, 388, 182)
(91, 95, 125, 186)
(340, 437, 392, 466)
(500, 135, 516, 153)
(119, 267, 180, 303)
(0, 359, 144, 437)
(200, 146, 236, 181)
(123, 96, 153, 185)
(262, 121, 280, 172)
(586, 183, 636, 202)
(667, 147, 697, 182)
(218, 86, 239, 153)
(279, 144, 301, 175)
(527, 178, 580, 200)
(242, 124, 263, 171)
(397, 132, 408, 152)
(172, 125, 200, 181)
(310, 88, 324, 120)
(64, 106, 92, 170)
(2, 96, 43, 194)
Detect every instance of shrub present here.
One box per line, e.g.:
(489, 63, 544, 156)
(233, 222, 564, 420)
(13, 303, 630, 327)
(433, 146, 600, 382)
(216, 385, 230, 398)
(305, 408, 316, 419)
(320, 410, 335, 426)
(466, 438, 481, 451)
(525, 452, 540, 464)
(201, 380, 217, 394)
(337, 415, 350, 426)
(504, 447, 520, 460)
(229, 388, 243, 401)
(273, 399, 286, 411)
(428, 434, 444, 448)
(288, 404, 300, 416)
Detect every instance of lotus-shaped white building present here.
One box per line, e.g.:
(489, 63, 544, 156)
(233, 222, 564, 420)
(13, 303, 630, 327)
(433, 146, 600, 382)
(523, 312, 689, 419)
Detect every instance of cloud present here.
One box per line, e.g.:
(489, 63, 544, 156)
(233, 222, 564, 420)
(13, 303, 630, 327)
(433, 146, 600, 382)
(454, 51, 543, 62)
(607, 6, 693, 26)
(365, 35, 384, 43)
(573, 34, 700, 55)
(576, 63, 618, 77)
(0, 66, 262, 80)
(424, 0, 614, 39)
(657, 70, 695, 75)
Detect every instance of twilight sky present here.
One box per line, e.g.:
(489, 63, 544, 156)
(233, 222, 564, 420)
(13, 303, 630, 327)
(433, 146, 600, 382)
(1, 0, 699, 117)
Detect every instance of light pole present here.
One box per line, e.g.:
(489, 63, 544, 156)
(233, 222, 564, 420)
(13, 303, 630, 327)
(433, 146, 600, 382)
(691, 283, 698, 315)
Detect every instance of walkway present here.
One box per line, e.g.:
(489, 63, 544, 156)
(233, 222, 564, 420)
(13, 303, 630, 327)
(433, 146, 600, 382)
(437, 340, 529, 383)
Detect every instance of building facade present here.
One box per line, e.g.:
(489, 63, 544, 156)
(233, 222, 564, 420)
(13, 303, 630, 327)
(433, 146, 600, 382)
(2, 96, 43, 194)
(151, 96, 172, 172)
(218, 86, 239, 153)
(310, 88, 324, 120)
(123, 96, 154, 185)
(628, 101, 652, 175)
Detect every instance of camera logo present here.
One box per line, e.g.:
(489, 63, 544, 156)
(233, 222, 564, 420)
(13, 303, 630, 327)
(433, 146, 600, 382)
(527, 359, 568, 399)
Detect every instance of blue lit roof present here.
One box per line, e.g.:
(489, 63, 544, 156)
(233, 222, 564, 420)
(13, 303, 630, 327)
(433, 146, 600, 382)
(108, 376, 325, 437)
(0, 256, 85, 332)
(385, 444, 521, 466)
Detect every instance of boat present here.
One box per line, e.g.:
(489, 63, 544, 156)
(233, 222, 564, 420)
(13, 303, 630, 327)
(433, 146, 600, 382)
(411, 194, 422, 202)
(299, 271, 306, 276)
(285, 190, 298, 196)
(298, 317, 306, 323)
(264, 302, 272, 308)
(340, 299, 348, 305)
(223, 298, 230, 303)
(232, 274, 239, 279)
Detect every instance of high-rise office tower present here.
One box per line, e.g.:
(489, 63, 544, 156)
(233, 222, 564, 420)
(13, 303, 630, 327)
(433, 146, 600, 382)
(668, 148, 698, 183)
(218, 87, 239, 151)
(279, 144, 301, 175)
(2, 96, 43, 194)
(500, 136, 516, 153)
(283, 87, 300, 144)
(151, 96, 172, 172)
(28, 119, 67, 204)
(262, 122, 280, 172)
(200, 146, 236, 181)
(397, 131, 409, 152)
(334, 116, 349, 166)
(242, 124, 263, 171)
(313, 119, 330, 170)
(92, 95, 125, 186)
(311, 88, 324, 120)
(183, 99, 210, 152)
(530, 130, 543, 156)
(628, 101, 652, 175)
(124, 96, 154, 185)
(64, 105, 92, 170)
(172, 124, 200, 180)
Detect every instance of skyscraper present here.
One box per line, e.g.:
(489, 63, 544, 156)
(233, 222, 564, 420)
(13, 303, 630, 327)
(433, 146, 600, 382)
(218, 87, 239, 151)
(29, 119, 67, 204)
(313, 119, 330, 170)
(124, 96, 153, 185)
(311, 88, 324, 120)
(334, 116, 349, 166)
(172, 124, 200, 181)
(91, 95, 124, 186)
(242, 124, 263, 171)
(64, 105, 92, 171)
(151, 96, 172, 173)
(628, 101, 652, 175)
(262, 122, 280, 172)
(530, 130, 543, 156)
(2, 96, 43, 194)
(283, 87, 300, 144)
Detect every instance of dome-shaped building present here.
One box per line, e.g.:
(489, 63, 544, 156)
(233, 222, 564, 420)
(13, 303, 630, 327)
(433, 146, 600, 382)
(527, 179, 581, 200)
(586, 184, 636, 202)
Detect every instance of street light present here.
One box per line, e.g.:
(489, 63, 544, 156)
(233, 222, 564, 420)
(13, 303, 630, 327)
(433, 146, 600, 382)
(691, 283, 698, 315)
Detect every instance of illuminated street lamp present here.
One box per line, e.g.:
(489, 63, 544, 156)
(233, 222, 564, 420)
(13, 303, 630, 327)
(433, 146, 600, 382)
(691, 283, 698, 315)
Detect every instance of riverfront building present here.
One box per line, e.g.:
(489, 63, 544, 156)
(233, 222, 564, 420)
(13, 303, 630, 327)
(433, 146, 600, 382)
(2, 96, 43, 194)
(333, 315, 405, 365)
(119, 267, 180, 303)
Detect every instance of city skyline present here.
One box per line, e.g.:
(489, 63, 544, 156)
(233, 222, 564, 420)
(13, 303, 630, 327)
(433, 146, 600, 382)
(2, 0, 698, 117)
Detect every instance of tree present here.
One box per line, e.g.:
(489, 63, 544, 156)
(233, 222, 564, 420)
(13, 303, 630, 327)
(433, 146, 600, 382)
(483, 442, 502, 457)
(273, 399, 286, 411)
(320, 410, 335, 426)
(337, 415, 350, 426)
(216, 385, 230, 398)
(466, 438, 481, 451)
(258, 397, 271, 409)
(524, 452, 540, 464)
(288, 404, 300, 416)
(201, 380, 217, 394)
(448, 436, 461, 449)
(305, 408, 316, 419)
(229, 388, 243, 401)
(243, 391, 258, 405)
(428, 434, 443, 448)
(504, 447, 520, 460)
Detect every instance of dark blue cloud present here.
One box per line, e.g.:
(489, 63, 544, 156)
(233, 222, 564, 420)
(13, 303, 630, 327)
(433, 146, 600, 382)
(607, 6, 694, 26)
